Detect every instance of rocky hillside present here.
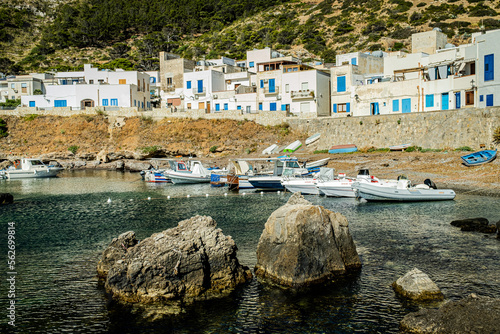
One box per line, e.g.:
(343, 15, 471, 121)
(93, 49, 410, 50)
(0, 115, 304, 158)
(1, 0, 500, 74)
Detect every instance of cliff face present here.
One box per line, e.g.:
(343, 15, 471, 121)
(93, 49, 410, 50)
(0, 115, 298, 158)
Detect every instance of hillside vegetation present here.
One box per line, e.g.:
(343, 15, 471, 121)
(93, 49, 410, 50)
(1, 0, 500, 74)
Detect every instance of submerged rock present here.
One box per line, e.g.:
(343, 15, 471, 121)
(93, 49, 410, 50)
(254, 192, 361, 287)
(400, 294, 500, 333)
(451, 217, 497, 233)
(98, 215, 252, 304)
(392, 268, 444, 301)
(0, 193, 14, 205)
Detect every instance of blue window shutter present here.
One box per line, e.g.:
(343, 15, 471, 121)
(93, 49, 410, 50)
(270, 102, 277, 111)
(102, 99, 108, 106)
(485, 54, 494, 81)
(455, 92, 461, 109)
(346, 102, 350, 112)
(337, 76, 346, 92)
(375, 102, 379, 115)
(351, 58, 357, 65)
(249, 61, 254, 68)
(425, 94, 434, 107)
(186, 81, 191, 89)
(480, 95, 484, 102)
(197, 80, 203, 93)
(269, 79, 275, 93)
(215, 104, 220, 111)
(224, 103, 228, 110)
(392, 99, 399, 112)
(333, 103, 337, 113)
(237, 105, 241, 110)
(54, 100, 67, 107)
(486, 94, 494, 106)
(111, 98, 118, 106)
(260, 80, 264, 88)
(281, 104, 287, 111)
(259, 103, 263, 111)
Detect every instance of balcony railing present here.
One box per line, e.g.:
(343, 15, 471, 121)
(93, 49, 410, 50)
(291, 89, 315, 100)
(236, 86, 256, 94)
(166, 84, 176, 92)
(193, 87, 206, 95)
(263, 86, 279, 95)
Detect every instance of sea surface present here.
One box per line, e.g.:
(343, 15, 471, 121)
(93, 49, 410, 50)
(1, 170, 499, 333)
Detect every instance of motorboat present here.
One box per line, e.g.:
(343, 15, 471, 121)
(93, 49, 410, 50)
(142, 170, 171, 183)
(248, 157, 308, 190)
(164, 160, 211, 184)
(316, 169, 378, 198)
(1, 158, 63, 179)
(352, 178, 456, 202)
(328, 144, 357, 154)
(281, 167, 334, 195)
(305, 133, 321, 145)
(461, 149, 497, 166)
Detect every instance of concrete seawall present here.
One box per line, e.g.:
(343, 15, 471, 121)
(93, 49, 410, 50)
(3, 106, 500, 151)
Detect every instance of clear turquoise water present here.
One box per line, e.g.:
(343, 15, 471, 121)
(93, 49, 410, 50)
(1, 170, 499, 333)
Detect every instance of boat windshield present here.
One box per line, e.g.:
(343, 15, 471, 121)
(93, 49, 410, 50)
(285, 161, 300, 168)
(30, 160, 45, 166)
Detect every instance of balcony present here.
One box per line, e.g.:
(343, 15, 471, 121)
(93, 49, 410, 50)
(263, 86, 279, 95)
(291, 89, 315, 100)
(236, 85, 256, 94)
(166, 84, 176, 92)
(192, 87, 206, 95)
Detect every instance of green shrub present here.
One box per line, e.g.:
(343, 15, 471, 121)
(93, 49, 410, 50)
(314, 149, 329, 154)
(0, 118, 8, 137)
(455, 146, 473, 152)
(405, 146, 422, 152)
(23, 114, 38, 121)
(493, 126, 500, 144)
(141, 146, 161, 154)
(140, 115, 154, 124)
(209, 145, 218, 153)
(68, 145, 79, 154)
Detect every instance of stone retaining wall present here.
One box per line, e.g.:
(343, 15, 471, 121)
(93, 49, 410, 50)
(3, 106, 500, 150)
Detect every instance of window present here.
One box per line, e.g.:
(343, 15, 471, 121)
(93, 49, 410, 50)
(300, 102, 310, 113)
(197, 80, 203, 93)
(285, 84, 289, 93)
(337, 76, 346, 92)
(237, 105, 242, 110)
(351, 57, 357, 65)
(260, 80, 264, 88)
(111, 98, 118, 106)
(281, 104, 289, 111)
(370, 102, 380, 115)
(259, 103, 263, 111)
(21, 83, 27, 93)
(167, 77, 173, 85)
(134, 100, 136, 107)
(392, 99, 399, 112)
(186, 81, 191, 89)
(465, 91, 474, 105)
(249, 61, 254, 68)
(485, 54, 494, 81)
(89, 80, 94, 84)
(102, 99, 109, 106)
(119, 79, 126, 84)
(486, 94, 494, 107)
(224, 103, 228, 111)
(29, 101, 35, 107)
(54, 100, 67, 107)
(301, 82, 308, 90)
(270, 102, 277, 111)
(246, 106, 251, 113)
(11, 83, 15, 89)
(480, 95, 484, 102)
(150, 77, 156, 83)
(337, 103, 347, 112)
(425, 94, 434, 108)
(215, 103, 220, 111)
(268, 79, 275, 93)
(187, 103, 191, 109)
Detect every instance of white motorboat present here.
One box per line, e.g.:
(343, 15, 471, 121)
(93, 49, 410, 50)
(248, 157, 309, 190)
(1, 158, 63, 179)
(316, 169, 379, 198)
(164, 160, 211, 184)
(352, 178, 456, 202)
(281, 168, 334, 195)
(142, 169, 171, 183)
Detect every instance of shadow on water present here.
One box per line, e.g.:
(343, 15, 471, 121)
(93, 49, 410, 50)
(0, 170, 499, 333)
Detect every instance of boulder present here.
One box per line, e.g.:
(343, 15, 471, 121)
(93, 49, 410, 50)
(0, 193, 14, 205)
(451, 218, 497, 233)
(400, 294, 500, 333)
(124, 160, 151, 172)
(254, 192, 361, 287)
(497, 220, 500, 239)
(98, 216, 252, 304)
(392, 268, 444, 301)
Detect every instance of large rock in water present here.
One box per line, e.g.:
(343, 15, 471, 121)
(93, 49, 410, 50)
(254, 193, 361, 287)
(392, 268, 444, 301)
(97, 215, 252, 304)
(400, 294, 500, 333)
(450, 217, 497, 233)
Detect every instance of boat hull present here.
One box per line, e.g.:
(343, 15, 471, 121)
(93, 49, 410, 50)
(6, 168, 63, 179)
(317, 180, 356, 197)
(389, 143, 411, 151)
(167, 171, 211, 184)
(305, 133, 320, 145)
(328, 144, 357, 154)
(282, 179, 319, 195)
(353, 182, 456, 202)
(248, 176, 284, 190)
(461, 150, 497, 166)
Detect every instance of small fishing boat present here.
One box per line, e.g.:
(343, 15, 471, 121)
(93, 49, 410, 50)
(352, 178, 456, 202)
(461, 149, 497, 166)
(283, 140, 302, 153)
(328, 144, 357, 154)
(262, 144, 279, 155)
(281, 167, 334, 195)
(305, 133, 321, 145)
(305, 157, 330, 169)
(1, 158, 63, 179)
(389, 143, 412, 151)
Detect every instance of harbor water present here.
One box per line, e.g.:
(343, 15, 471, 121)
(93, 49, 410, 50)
(1, 170, 499, 333)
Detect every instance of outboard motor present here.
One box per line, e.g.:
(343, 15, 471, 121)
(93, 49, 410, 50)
(424, 179, 437, 189)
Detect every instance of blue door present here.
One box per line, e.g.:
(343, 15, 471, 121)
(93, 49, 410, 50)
(402, 98, 411, 113)
(197, 80, 203, 94)
(29, 101, 35, 107)
(269, 79, 275, 93)
(371, 102, 380, 115)
(486, 94, 494, 106)
(441, 93, 449, 110)
(455, 92, 461, 109)
(215, 104, 220, 111)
